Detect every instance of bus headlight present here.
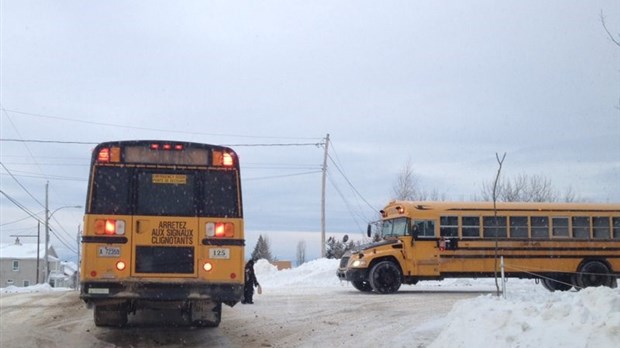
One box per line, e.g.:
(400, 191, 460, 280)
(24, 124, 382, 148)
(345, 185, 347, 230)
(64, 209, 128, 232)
(352, 260, 367, 268)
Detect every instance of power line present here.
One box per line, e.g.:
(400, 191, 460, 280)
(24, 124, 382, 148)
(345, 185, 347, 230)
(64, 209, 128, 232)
(1, 138, 324, 148)
(2, 108, 323, 141)
(0, 138, 97, 145)
(0, 162, 45, 208)
(326, 172, 367, 234)
(326, 153, 376, 213)
(243, 170, 322, 181)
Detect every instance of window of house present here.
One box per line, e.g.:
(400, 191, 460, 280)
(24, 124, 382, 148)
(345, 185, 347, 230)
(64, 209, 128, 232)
(23, 280, 30, 287)
(440, 216, 458, 237)
(531, 217, 549, 239)
(613, 217, 620, 240)
(12, 260, 19, 272)
(462, 216, 480, 238)
(572, 216, 590, 239)
(6, 279, 14, 286)
(593, 217, 610, 239)
(483, 216, 507, 238)
(510, 216, 529, 238)
(551, 217, 569, 238)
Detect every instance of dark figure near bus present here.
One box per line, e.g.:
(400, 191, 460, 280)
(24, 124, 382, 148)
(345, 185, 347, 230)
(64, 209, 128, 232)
(242, 259, 259, 304)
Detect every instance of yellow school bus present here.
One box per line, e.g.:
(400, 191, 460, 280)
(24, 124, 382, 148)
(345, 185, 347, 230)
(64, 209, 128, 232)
(80, 140, 244, 327)
(337, 201, 620, 293)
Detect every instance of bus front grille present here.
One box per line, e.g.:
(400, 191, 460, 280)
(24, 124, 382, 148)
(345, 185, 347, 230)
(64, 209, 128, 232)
(135, 246, 194, 274)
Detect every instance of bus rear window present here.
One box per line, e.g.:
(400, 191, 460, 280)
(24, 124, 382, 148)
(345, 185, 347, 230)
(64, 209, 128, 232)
(90, 166, 132, 214)
(202, 170, 240, 218)
(136, 171, 197, 216)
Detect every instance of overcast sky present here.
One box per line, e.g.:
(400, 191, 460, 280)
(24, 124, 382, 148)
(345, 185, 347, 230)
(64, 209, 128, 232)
(1, 1, 619, 262)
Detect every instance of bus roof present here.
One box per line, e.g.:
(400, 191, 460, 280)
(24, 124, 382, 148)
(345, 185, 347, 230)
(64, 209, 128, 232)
(383, 201, 620, 214)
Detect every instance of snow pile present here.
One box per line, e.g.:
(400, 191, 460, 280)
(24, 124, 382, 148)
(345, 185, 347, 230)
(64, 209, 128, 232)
(1, 283, 72, 294)
(429, 286, 620, 348)
(254, 258, 342, 291)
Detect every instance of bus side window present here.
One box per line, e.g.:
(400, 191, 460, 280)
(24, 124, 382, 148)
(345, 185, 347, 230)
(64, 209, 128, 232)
(413, 220, 436, 238)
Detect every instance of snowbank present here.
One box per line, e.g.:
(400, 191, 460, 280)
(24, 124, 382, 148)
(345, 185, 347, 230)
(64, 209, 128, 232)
(255, 258, 620, 348)
(254, 258, 342, 290)
(429, 286, 620, 348)
(1, 283, 72, 294)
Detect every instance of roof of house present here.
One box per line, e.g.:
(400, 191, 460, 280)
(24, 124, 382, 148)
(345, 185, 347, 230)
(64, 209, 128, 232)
(0, 242, 58, 260)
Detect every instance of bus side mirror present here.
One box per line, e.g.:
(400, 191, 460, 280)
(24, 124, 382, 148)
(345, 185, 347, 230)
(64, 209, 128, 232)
(367, 225, 372, 238)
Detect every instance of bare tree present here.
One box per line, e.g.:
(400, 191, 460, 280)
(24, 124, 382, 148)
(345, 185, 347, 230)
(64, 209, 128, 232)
(296, 240, 306, 266)
(392, 157, 420, 200)
(601, 10, 620, 47)
(392, 158, 444, 201)
(482, 173, 560, 202)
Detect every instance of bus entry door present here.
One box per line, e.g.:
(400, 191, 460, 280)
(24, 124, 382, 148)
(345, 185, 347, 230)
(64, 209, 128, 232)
(412, 220, 440, 276)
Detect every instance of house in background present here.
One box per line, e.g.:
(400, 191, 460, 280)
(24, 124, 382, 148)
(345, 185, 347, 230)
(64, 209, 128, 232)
(0, 238, 61, 287)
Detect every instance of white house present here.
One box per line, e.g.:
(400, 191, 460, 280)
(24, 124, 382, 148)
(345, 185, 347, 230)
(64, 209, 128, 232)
(0, 238, 71, 287)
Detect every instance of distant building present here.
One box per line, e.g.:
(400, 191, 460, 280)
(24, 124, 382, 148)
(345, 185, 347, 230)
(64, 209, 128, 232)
(0, 238, 70, 288)
(272, 260, 292, 270)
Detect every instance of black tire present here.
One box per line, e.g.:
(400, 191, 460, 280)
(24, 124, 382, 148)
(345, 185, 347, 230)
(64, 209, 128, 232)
(94, 304, 128, 327)
(351, 280, 373, 292)
(576, 260, 615, 289)
(541, 276, 573, 292)
(192, 302, 222, 328)
(369, 261, 402, 294)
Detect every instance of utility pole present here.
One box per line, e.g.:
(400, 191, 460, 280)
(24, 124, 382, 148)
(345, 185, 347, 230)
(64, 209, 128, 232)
(77, 224, 81, 289)
(44, 181, 49, 283)
(321, 133, 330, 258)
(37, 222, 41, 284)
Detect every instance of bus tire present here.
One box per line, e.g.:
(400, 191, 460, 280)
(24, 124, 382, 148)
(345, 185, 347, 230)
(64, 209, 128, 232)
(94, 304, 128, 327)
(369, 261, 402, 294)
(541, 275, 573, 292)
(351, 280, 373, 292)
(191, 301, 222, 328)
(576, 260, 615, 289)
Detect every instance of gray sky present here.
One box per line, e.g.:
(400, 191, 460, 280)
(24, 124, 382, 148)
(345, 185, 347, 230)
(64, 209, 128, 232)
(1, 1, 619, 262)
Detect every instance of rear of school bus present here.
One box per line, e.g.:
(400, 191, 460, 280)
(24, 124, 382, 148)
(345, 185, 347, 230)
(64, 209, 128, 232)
(80, 140, 244, 327)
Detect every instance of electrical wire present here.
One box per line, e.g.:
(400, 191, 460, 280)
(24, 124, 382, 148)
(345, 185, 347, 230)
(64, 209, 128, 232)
(2, 108, 323, 141)
(0, 162, 46, 208)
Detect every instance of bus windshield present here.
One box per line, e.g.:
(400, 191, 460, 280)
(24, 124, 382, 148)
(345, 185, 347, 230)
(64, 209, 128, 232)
(381, 217, 410, 238)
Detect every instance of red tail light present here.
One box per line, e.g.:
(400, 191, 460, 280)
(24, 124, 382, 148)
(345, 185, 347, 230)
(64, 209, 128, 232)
(97, 148, 110, 162)
(206, 222, 234, 238)
(95, 219, 126, 235)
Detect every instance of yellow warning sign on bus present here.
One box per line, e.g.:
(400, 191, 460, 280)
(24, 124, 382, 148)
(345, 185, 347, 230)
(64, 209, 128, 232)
(152, 174, 187, 185)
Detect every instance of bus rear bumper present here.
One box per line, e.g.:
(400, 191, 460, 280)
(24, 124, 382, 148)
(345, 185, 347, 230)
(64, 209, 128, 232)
(80, 281, 243, 305)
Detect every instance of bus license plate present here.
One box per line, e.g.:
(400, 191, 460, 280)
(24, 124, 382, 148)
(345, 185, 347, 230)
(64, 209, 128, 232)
(209, 248, 230, 259)
(98, 246, 121, 257)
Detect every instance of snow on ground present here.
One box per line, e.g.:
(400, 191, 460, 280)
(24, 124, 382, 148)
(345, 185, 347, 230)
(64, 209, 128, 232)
(3, 258, 619, 347)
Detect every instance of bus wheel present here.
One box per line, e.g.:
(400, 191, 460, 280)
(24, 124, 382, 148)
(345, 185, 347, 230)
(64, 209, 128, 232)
(541, 275, 573, 292)
(94, 304, 128, 327)
(190, 301, 222, 328)
(351, 280, 373, 292)
(369, 261, 402, 294)
(576, 260, 615, 289)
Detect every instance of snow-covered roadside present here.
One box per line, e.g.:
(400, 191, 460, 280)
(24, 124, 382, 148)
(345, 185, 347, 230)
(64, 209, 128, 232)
(256, 259, 620, 347)
(2, 258, 619, 347)
(1, 283, 73, 294)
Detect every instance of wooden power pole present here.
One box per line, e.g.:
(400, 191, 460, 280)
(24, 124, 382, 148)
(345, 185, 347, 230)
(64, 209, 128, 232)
(321, 134, 330, 258)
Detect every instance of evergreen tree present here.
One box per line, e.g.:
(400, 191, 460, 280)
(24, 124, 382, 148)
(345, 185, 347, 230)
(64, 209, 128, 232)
(251, 234, 274, 262)
(325, 236, 362, 259)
